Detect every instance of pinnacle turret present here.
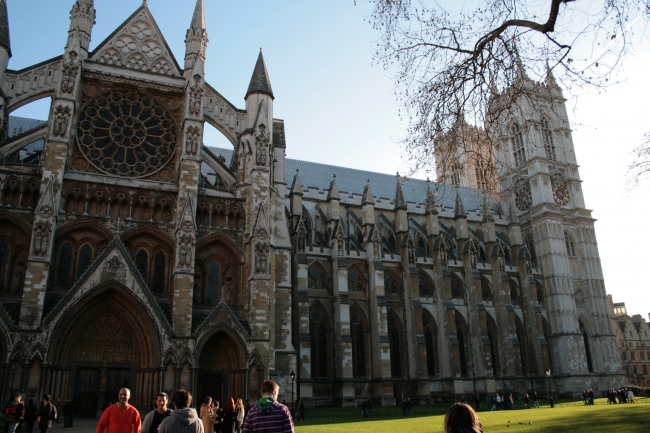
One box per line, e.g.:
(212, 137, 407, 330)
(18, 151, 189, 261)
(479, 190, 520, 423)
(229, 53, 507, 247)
(454, 191, 467, 218)
(425, 178, 437, 215)
(185, 0, 208, 70)
(0, 0, 10, 57)
(327, 174, 340, 201)
(290, 170, 303, 196)
(68, 0, 96, 57)
(246, 51, 274, 100)
(362, 180, 374, 205)
(394, 173, 407, 210)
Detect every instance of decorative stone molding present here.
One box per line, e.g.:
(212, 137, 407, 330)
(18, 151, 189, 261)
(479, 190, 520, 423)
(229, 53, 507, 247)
(52, 105, 71, 137)
(185, 125, 200, 156)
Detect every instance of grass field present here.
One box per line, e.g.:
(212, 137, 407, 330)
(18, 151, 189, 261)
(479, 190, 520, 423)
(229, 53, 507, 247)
(294, 400, 650, 433)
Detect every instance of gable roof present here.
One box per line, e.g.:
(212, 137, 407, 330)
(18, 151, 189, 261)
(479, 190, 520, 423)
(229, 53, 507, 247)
(89, 5, 182, 76)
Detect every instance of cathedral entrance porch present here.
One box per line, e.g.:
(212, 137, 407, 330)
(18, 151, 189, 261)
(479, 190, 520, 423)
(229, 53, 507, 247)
(46, 286, 161, 416)
(197, 330, 248, 404)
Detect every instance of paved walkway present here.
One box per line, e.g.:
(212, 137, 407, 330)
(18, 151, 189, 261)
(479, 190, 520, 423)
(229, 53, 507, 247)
(48, 418, 99, 433)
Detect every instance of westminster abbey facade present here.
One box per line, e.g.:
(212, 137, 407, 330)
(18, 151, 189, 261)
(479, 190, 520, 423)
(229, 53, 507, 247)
(0, 0, 623, 413)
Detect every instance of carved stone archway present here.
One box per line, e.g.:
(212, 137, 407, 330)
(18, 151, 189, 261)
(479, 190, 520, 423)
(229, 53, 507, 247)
(196, 329, 247, 405)
(47, 286, 161, 416)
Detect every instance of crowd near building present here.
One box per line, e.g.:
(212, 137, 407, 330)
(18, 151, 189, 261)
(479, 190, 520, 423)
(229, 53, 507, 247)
(0, 0, 631, 413)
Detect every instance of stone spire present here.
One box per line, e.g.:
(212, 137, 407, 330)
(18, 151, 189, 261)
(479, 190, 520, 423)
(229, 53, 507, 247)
(327, 174, 340, 201)
(545, 61, 559, 88)
(185, 0, 208, 70)
(362, 180, 374, 205)
(290, 169, 303, 196)
(68, 0, 96, 57)
(0, 0, 10, 57)
(454, 191, 466, 218)
(394, 173, 407, 210)
(246, 50, 274, 100)
(513, 44, 529, 81)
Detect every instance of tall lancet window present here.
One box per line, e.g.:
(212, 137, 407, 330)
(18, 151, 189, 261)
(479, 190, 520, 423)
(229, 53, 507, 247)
(541, 118, 557, 161)
(511, 123, 526, 166)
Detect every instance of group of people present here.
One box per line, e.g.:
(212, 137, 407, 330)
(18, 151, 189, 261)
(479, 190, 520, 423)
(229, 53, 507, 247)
(605, 388, 635, 404)
(199, 396, 245, 433)
(486, 393, 515, 411)
(360, 398, 373, 418)
(3, 393, 56, 433)
(399, 398, 413, 416)
(96, 380, 295, 433)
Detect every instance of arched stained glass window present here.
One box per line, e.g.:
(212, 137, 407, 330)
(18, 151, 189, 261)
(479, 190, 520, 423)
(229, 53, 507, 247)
(135, 249, 148, 279)
(451, 276, 464, 299)
(308, 265, 327, 290)
(418, 272, 434, 297)
(152, 252, 166, 293)
(348, 269, 365, 292)
(206, 260, 221, 304)
(77, 245, 93, 278)
(55, 243, 73, 288)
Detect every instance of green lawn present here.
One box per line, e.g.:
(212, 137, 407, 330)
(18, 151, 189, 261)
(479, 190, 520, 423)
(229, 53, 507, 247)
(295, 400, 650, 433)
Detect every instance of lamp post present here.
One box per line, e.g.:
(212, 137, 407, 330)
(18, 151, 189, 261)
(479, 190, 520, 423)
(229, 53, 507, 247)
(290, 369, 295, 415)
(545, 369, 553, 408)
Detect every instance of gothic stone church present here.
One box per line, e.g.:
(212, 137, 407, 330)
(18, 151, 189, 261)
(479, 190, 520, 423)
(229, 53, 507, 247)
(0, 0, 623, 413)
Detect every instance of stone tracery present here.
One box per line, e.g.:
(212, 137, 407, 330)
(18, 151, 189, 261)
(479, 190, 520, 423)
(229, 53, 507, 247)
(76, 89, 177, 178)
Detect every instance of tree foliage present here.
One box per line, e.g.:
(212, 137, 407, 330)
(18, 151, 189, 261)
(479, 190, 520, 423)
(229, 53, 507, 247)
(363, 0, 649, 180)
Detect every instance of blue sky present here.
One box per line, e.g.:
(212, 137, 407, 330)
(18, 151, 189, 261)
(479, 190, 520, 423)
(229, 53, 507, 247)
(7, 0, 650, 317)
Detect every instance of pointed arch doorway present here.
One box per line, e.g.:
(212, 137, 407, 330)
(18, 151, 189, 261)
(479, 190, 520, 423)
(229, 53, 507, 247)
(197, 331, 247, 405)
(48, 285, 161, 417)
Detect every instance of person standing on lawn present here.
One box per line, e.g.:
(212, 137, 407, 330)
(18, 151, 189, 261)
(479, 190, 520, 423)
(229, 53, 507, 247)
(243, 380, 294, 433)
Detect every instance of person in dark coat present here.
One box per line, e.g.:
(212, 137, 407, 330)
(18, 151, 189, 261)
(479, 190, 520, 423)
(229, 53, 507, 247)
(36, 395, 53, 433)
(23, 399, 39, 433)
(221, 398, 235, 433)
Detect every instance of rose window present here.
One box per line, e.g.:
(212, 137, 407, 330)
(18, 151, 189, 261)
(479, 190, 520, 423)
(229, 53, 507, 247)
(77, 90, 177, 178)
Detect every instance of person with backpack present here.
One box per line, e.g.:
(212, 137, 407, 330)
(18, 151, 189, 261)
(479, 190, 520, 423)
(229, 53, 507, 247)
(5, 393, 25, 433)
(36, 395, 53, 433)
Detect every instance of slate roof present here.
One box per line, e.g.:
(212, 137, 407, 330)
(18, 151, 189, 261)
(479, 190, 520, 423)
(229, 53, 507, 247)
(8, 116, 46, 139)
(205, 146, 502, 213)
(246, 51, 274, 99)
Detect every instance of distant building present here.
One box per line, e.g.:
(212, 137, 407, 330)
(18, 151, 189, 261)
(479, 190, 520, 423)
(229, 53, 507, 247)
(608, 296, 650, 387)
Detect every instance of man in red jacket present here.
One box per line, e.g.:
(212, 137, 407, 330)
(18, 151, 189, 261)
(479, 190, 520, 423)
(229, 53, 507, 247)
(96, 389, 141, 433)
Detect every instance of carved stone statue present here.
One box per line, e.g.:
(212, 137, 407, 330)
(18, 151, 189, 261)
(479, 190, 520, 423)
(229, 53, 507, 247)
(470, 248, 477, 271)
(439, 245, 447, 268)
(373, 241, 379, 259)
(32, 222, 52, 256)
(189, 75, 203, 116)
(60, 60, 79, 94)
(185, 125, 200, 156)
(256, 145, 267, 166)
(178, 235, 194, 269)
(52, 105, 71, 137)
(408, 242, 415, 265)
(255, 243, 268, 274)
(498, 254, 505, 273)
